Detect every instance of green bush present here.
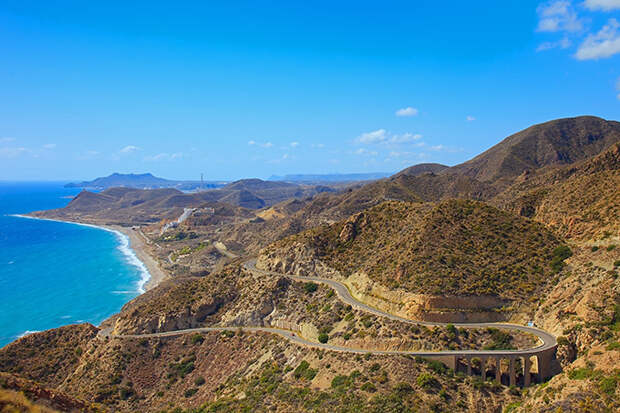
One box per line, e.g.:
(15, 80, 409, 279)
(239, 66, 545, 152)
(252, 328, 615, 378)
(304, 282, 318, 294)
(416, 373, 439, 389)
(568, 367, 594, 380)
(184, 388, 198, 398)
(483, 328, 514, 350)
(598, 377, 618, 395)
(394, 382, 413, 394)
(318, 333, 329, 343)
(169, 355, 196, 378)
(591, 246, 599, 252)
(221, 330, 235, 338)
(607, 244, 616, 252)
(361, 382, 377, 392)
(194, 376, 205, 386)
(331, 375, 350, 388)
(119, 387, 134, 400)
(191, 334, 204, 345)
(550, 245, 572, 273)
(293, 360, 317, 381)
(605, 341, 620, 351)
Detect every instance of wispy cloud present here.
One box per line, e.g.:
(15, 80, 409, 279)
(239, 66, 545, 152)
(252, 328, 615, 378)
(357, 129, 387, 144)
(0, 147, 29, 159)
(0, 137, 16, 143)
(395, 107, 419, 117)
(583, 0, 620, 11)
(290, 141, 300, 147)
(144, 152, 184, 162)
(537, 1, 584, 32)
(575, 18, 620, 59)
(120, 145, 140, 154)
(248, 140, 274, 148)
(354, 148, 378, 156)
(356, 129, 422, 144)
(537, 36, 572, 51)
(466, 115, 476, 122)
(616, 76, 620, 99)
(42, 143, 57, 149)
(311, 143, 325, 149)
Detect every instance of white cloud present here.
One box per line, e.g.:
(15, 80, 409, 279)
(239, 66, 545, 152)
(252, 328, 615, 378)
(575, 18, 620, 59)
(290, 141, 300, 147)
(248, 140, 274, 148)
(395, 107, 419, 117)
(0, 137, 15, 143)
(537, 1, 584, 32)
(144, 152, 183, 161)
(616, 76, 620, 99)
(311, 143, 325, 148)
(43, 143, 56, 149)
(0, 147, 28, 158)
(389, 133, 423, 143)
(430, 145, 446, 151)
(120, 145, 140, 154)
(583, 0, 620, 11)
(388, 150, 416, 158)
(356, 129, 422, 145)
(537, 36, 572, 51)
(357, 129, 387, 144)
(466, 115, 476, 121)
(354, 148, 378, 156)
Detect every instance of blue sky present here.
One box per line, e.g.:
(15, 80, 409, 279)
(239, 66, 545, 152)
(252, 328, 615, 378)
(1, 1, 619, 181)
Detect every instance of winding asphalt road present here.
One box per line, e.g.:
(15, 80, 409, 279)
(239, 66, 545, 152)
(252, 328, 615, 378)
(104, 257, 556, 359)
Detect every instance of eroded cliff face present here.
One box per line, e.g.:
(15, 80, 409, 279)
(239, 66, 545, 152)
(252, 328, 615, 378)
(257, 244, 512, 323)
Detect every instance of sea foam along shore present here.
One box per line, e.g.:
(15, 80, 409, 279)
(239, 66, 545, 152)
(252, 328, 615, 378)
(10, 214, 153, 294)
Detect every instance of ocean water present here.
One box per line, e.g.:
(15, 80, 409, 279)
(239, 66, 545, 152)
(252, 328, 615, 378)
(0, 182, 149, 347)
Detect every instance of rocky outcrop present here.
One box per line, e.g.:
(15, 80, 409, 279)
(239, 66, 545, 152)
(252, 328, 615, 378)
(111, 299, 225, 335)
(257, 248, 512, 323)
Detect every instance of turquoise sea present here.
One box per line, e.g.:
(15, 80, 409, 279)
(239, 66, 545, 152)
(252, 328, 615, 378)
(0, 182, 149, 347)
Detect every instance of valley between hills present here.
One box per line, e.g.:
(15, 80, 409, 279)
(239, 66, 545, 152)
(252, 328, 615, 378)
(1, 116, 619, 412)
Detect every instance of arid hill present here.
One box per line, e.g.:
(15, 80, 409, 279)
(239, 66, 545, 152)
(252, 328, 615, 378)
(493, 141, 620, 240)
(448, 116, 620, 187)
(261, 199, 566, 301)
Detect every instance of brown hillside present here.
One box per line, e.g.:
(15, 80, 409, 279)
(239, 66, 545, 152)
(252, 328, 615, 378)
(495, 142, 620, 240)
(264, 200, 566, 300)
(448, 116, 620, 185)
(394, 162, 449, 177)
(0, 324, 98, 388)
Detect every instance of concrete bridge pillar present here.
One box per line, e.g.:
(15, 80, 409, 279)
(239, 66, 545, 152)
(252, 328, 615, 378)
(524, 356, 532, 387)
(481, 357, 487, 381)
(537, 348, 555, 382)
(509, 357, 516, 387)
(466, 357, 472, 376)
(495, 357, 502, 384)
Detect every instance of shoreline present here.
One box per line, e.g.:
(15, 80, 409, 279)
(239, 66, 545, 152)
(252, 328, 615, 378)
(10, 214, 168, 293)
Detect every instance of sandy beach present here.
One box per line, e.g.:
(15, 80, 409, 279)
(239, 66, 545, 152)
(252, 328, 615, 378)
(108, 225, 168, 291)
